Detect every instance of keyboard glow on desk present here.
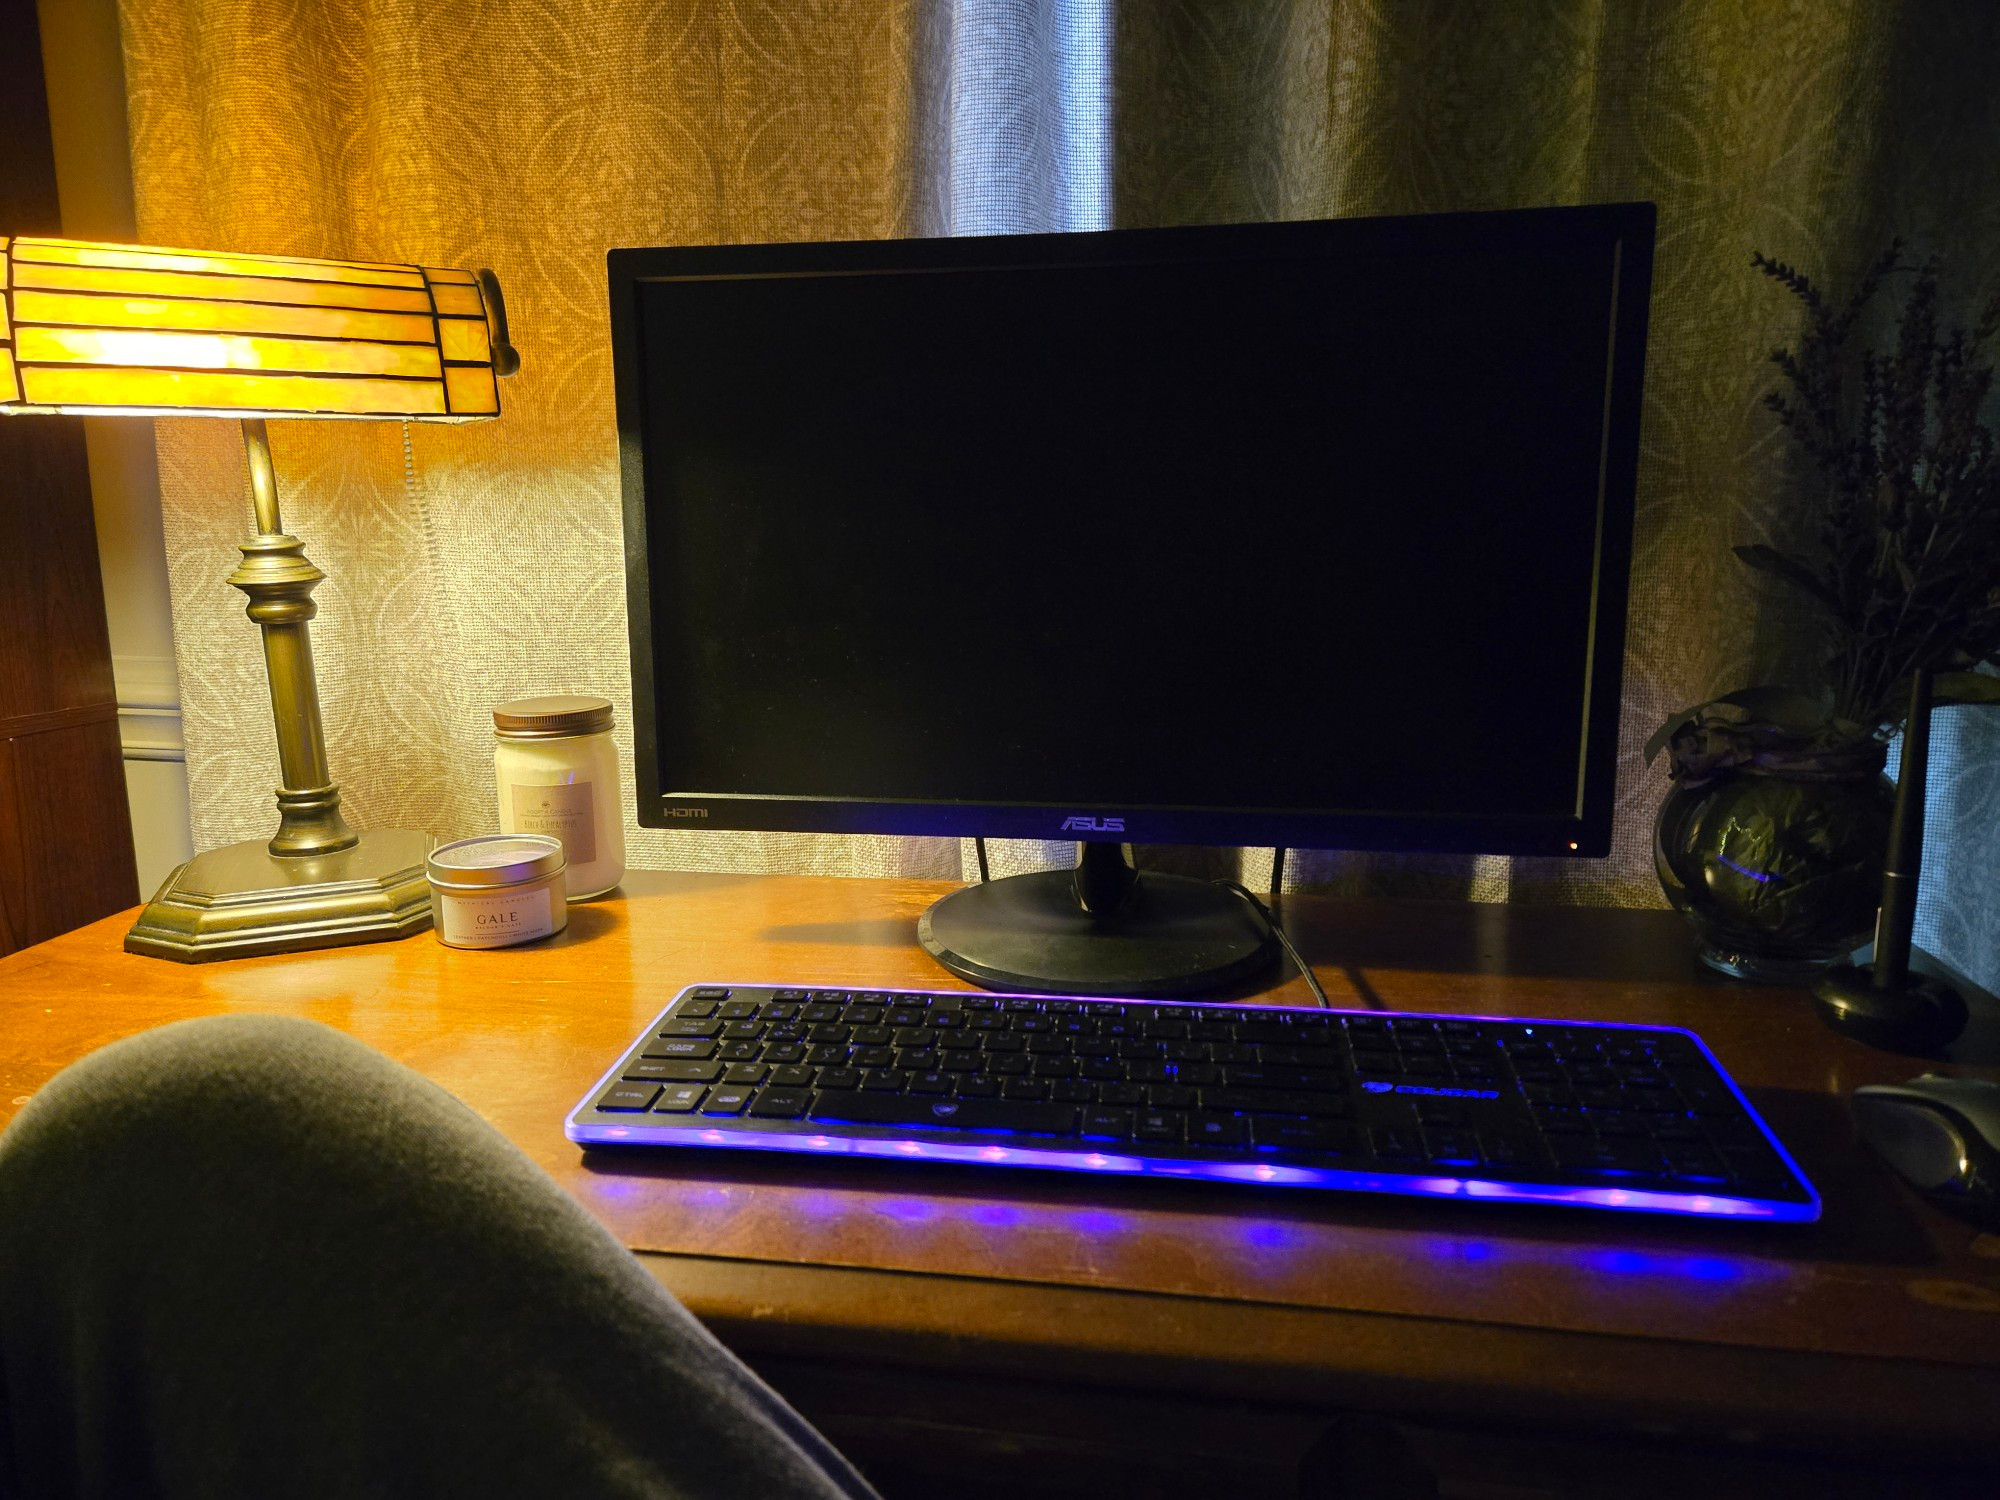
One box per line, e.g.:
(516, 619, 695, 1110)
(567, 984, 1821, 1223)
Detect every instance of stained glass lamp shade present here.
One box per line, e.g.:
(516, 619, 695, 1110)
(0, 236, 519, 961)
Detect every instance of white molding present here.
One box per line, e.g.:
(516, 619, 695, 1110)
(113, 653, 183, 762)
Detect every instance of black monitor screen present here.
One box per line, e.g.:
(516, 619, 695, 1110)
(613, 206, 1651, 856)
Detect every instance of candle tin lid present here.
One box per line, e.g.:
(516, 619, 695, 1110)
(493, 694, 614, 738)
(426, 833, 566, 888)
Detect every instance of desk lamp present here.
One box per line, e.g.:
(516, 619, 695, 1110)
(1812, 670, 1969, 1053)
(0, 235, 518, 961)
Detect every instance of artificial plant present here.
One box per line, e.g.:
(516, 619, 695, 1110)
(1650, 243, 2000, 779)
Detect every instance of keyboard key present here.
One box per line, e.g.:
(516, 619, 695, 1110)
(1250, 1117, 1350, 1155)
(1002, 1078, 1051, 1101)
(909, 1071, 951, 1094)
(1659, 1145, 1730, 1183)
(1081, 1108, 1133, 1141)
(1370, 1127, 1422, 1160)
(653, 1084, 707, 1112)
(1550, 1136, 1661, 1176)
(597, 1083, 661, 1112)
(1189, 1113, 1248, 1148)
(1135, 1110, 1186, 1143)
(861, 1069, 908, 1092)
(1223, 1067, 1343, 1092)
(1477, 1131, 1535, 1167)
(769, 1065, 816, 1089)
(642, 1038, 717, 1060)
(723, 1063, 768, 1085)
(1261, 1045, 1344, 1068)
(809, 1092, 1077, 1136)
(1413, 1102, 1469, 1127)
(1202, 1088, 1345, 1118)
(1424, 1129, 1482, 1165)
(747, 1089, 810, 1119)
(623, 1060, 721, 1084)
(661, 1019, 723, 1038)
(700, 1087, 752, 1116)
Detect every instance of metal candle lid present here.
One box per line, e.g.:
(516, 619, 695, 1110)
(425, 834, 566, 888)
(492, 694, 614, 738)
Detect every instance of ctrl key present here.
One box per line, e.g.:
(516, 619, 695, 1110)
(596, 1083, 662, 1113)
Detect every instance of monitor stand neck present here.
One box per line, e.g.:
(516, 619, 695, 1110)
(917, 841, 1277, 997)
(1072, 838, 1139, 916)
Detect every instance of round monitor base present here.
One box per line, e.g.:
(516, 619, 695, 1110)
(918, 868, 1278, 997)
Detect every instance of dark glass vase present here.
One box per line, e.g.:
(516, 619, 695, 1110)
(1654, 757, 1893, 984)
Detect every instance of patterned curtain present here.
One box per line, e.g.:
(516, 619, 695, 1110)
(121, 2, 1999, 985)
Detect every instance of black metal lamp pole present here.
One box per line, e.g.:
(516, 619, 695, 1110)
(1812, 669, 1968, 1052)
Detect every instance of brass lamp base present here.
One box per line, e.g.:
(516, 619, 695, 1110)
(125, 828, 434, 963)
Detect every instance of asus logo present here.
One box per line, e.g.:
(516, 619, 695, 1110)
(1060, 815, 1125, 832)
(665, 806, 709, 819)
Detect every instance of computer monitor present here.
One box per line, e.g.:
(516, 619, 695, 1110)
(609, 203, 1654, 996)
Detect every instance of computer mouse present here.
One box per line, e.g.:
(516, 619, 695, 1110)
(1851, 1075, 2000, 1229)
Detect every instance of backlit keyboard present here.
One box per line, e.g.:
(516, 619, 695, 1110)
(567, 984, 1820, 1222)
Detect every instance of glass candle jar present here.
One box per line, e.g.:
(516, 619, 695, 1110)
(426, 834, 568, 948)
(492, 694, 627, 899)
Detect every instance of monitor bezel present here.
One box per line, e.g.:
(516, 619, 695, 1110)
(609, 203, 1653, 858)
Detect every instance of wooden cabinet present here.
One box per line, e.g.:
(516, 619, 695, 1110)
(0, 0, 138, 953)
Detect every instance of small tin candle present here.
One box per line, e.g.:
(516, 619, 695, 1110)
(426, 834, 569, 949)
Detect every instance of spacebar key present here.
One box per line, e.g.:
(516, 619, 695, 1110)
(810, 1091, 1077, 1137)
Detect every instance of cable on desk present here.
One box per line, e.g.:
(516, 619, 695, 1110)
(974, 838, 991, 884)
(1270, 846, 1287, 897)
(1221, 880, 1330, 1008)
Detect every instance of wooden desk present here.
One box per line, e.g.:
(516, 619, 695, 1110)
(3, 872, 1997, 1497)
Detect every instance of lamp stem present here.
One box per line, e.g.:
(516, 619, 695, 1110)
(243, 416, 285, 535)
(1872, 668, 1931, 989)
(227, 419, 357, 858)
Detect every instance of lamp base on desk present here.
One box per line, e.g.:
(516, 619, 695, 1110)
(1811, 962, 1968, 1055)
(124, 828, 434, 963)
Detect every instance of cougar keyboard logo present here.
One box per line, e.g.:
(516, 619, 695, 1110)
(1060, 815, 1125, 832)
